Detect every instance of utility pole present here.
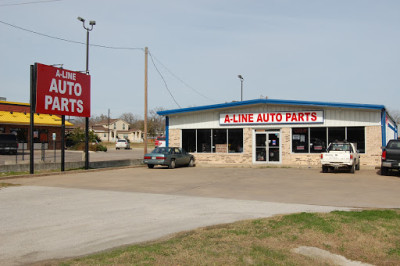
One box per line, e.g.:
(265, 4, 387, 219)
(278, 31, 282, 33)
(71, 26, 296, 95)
(144, 47, 148, 155)
(108, 108, 110, 142)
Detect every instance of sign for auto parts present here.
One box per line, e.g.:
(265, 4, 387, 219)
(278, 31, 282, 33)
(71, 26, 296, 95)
(35, 63, 91, 117)
(220, 111, 324, 125)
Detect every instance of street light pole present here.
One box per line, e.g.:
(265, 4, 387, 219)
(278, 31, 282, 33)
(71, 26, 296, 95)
(78, 16, 95, 170)
(238, 75, 244, 101)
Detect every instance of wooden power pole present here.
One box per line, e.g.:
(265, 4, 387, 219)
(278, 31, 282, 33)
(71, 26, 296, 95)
(144, 47, 148, 155)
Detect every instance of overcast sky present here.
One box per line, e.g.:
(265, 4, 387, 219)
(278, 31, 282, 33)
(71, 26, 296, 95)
(1, 0, 399, 118)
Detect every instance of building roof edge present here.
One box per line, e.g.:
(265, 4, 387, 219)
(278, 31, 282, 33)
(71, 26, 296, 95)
(157, 99, 385, 116)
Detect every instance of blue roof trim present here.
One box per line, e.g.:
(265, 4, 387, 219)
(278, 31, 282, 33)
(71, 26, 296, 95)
(157, 99, 385, 116)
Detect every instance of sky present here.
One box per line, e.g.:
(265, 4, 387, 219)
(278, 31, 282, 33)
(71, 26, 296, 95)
(1, 0, 400, 118)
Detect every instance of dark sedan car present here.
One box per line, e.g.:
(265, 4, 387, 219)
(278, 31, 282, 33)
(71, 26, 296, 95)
(143, 147, 195, 169)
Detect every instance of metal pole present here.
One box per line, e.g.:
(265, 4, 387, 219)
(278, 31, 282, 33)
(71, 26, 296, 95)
(30, 64, 35, 174)
(84, 29, 90, 169)
(61, 115, 65, 171)
(54, 137, 56, 162)
(144, 47, 148, 155)
(241, 79, 243, 101)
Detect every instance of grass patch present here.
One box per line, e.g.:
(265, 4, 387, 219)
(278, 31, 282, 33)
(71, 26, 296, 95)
(0, 171, 30, 177)
(0, 182, 21, 188)
(44, 209, 400, 265)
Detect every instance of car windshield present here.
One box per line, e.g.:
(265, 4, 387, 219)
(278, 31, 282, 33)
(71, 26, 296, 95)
(328, 143, 352, 152)
(118, 140, 126, 142)
(387, 141, 400, 149)
(152, 147, 170, 154)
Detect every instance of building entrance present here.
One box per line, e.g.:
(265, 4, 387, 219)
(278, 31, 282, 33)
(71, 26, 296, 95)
(255, 131, 280, 163)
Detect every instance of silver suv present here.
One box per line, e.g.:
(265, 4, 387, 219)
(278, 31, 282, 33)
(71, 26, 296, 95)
(116, 139, 130, 150)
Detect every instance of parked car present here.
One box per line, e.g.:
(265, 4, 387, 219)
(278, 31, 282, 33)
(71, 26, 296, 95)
(381, 139, 400, 175)
(143, 147, 195, 169)
(0, 134, 18, 155)
(155, 136, 166, 147)
(116, 139, 130, 150)
(320, 141, 360, 173)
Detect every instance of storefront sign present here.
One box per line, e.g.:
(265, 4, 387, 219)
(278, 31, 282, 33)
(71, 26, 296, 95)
(35, 63, 91, 117)
(220, 111, 324, 125)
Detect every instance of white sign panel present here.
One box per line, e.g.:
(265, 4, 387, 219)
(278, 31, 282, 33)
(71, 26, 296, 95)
(220, 111, 324, 125)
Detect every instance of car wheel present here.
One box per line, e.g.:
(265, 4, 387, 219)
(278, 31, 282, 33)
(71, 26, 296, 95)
(356, 162, 360, 170)
(147, 164, 154, 169)
(381, 167, 388, 176)
(188, 158, 194, 167)
(169, 159, 176, 169)
(116, 147, 119, 150)
(350, 163, 355, 174)
(322, 166, 328, 173)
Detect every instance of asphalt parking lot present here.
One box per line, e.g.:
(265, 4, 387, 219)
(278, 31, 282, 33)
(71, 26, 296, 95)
(1, 166, 399, 265)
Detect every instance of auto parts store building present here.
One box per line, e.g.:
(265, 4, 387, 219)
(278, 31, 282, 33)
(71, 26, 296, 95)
(158, 99, 398, 168)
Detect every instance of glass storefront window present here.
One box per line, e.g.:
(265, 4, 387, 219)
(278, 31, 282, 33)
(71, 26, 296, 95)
(228, 129, 243, 153)
(328, 127, 345, 144)
(213, 129, 227, 153)
(182, 129, 196, 152)
(182, 129, 243, 153)
(347, 127, 365, 153)
(310, 127, 326, 153)
(292, 128, 309, 153)
(197, 129, 211, 153)
(291, 127, 365, 154)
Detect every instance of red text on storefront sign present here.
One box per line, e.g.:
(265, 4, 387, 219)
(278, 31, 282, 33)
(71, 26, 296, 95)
(35, 63, 91, 117)
(219, 111, 324, 125)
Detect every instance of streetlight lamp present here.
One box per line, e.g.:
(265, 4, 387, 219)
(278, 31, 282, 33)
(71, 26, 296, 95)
(238, 75, 244, 101)
(77, 16, 95, 170)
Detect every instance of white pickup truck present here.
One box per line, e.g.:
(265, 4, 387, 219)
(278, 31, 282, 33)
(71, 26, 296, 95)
(320, 141, 360, 173)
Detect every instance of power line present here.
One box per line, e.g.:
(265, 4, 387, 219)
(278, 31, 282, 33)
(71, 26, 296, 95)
(150, 53, 217, 104)
(0, 0, 63, 7)
(0, 19, 211, 107)
(148, 51, 181, 108)
(0, 20, 143, 51)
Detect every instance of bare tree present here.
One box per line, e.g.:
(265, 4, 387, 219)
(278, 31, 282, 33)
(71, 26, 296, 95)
(388, 109, 400, 124)
(119, 112, 141, 129)
(148, 107, 165, 138)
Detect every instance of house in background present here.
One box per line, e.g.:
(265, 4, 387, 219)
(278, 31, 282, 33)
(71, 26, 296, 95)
(91, 119, 143, 143)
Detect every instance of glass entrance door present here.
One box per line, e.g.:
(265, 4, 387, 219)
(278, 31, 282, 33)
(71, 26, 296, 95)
(255, 134, 266, 162)
(255, 131, 280, 163)
(267, 132, 280, 162)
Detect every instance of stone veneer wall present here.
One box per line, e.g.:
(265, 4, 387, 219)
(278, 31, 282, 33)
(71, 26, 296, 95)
(168, 126, 382, 168)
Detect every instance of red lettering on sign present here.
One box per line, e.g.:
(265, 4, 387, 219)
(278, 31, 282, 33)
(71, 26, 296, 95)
(257, 114, 263, 122)
(286, 113, 291, 121)
(270, 113, 276, 122)
(224, 115, 230, 123)
(298, 113, 304, 122)
(233, 114, 238, 123)
(276, 113, 282, 122)
(249, 114, 254, 122)
(291, 113, 298, 122)
(311, 112, 317, 121)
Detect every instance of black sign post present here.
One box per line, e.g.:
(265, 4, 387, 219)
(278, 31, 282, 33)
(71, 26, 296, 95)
(30, 64, 37, 174)
(61, 115, 65, 171)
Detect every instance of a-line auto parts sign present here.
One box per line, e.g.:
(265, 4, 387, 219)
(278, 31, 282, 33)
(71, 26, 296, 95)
(35, 63, 91, 117)
(219, 111, 324, 125)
